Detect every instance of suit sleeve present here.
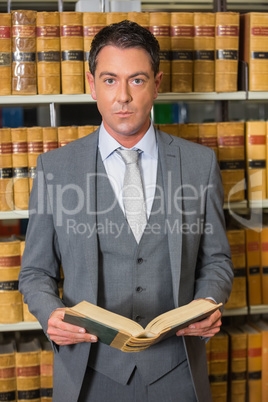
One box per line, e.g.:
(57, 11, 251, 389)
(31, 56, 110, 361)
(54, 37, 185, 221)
(194, 150, 234, 305)
(19, 155, 65, 334)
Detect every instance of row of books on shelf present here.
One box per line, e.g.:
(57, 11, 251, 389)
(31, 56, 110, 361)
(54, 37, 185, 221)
(0, 10, 267, 95)
(0, 335, 53, 402)
(1, 120, 268, 211)
(0, 237, 63, 324)
(207, 322, 268, 402)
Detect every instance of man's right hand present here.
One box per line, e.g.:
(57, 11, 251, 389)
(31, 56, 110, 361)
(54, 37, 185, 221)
(47, 308, 98, 346)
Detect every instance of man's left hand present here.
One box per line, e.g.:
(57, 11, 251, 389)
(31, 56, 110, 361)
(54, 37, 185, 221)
(175, 299, 222, 338)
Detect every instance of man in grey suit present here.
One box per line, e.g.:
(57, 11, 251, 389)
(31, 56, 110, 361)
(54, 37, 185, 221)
(19, 21, 233, 402)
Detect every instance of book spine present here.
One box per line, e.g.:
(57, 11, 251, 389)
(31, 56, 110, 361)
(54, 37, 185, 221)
(83, 12, 107, 94)
(127, 12, 150, 29)
(217, 122, 245, 202)
(27, 127, 43, 192)
(198, 123, 218, 159)
(0, 13, 11, 95)
(0, 128, 13, 211)
(36, 11, 61, 95)
(11, 10, 37, 95)
(60, 12, 84, 95)
(0, 345, 16, 402)
(178, 123, 199, 143)
(193, 13, 215, 92)
(58, 126, 78, 147)
(260, 227, 268, 305)
(215, 12, 239, 93)
(77, 125, 96, 139)
(149, 12, 171, 93)
(42, 127, 58, 153)
(247, 331, 262, 402)
(225, 230, 247, 309)
(170, 12, 194, 93)
(0, 239, 22, 323)
(246, 121, 267, 200)
(228, 331, 247, 402)
(247, 13, 268, 91)
(11, 128, 29, 210)
(16, 341, 41, 402)
(40, 347, 53, 401)
(106, 12, 128, 25)
(209, 331, 229, 402)
(246, 229, 262, 305)
(158, 124, 179, 137)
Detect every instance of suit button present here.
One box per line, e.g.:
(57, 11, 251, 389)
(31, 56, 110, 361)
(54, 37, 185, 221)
(135, 316, 142, 322)
(136, 286, 143, 293)
(137, 258, 143, 264)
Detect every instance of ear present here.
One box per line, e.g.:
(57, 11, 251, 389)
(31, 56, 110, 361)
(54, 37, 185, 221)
(153, 71, 163, 100)
(86, 72, 97, 100)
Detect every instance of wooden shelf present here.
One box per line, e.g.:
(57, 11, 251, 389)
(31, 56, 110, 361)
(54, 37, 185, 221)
(0, 321, 41, 332)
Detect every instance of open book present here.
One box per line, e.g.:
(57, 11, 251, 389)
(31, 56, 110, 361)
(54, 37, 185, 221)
(63, 299, 222, 352)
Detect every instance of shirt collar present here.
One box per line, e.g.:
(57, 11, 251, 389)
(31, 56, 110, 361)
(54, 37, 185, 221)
(98, 121, 158, 162)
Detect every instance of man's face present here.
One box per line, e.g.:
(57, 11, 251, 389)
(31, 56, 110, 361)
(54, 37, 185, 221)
(87, 45, 162, 143)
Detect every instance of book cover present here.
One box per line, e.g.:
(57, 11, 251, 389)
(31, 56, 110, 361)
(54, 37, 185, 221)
(0, 128, 13, 212)
(42, 127, 58, 153)
(260, 227, 268, 305)
(77, 125, 96, 139)
(250, 320, 268, 402)
(170, 12, 194, 93)
(215, 12, 239, 93)
(158, 124, 179, 137)
(60, 12, 84, 95)
(198, 123, 218, 159)
(57, 126, 78, 147)
(27, 127, 43, 192)
(11, 10, 37, 95)
(246, 121, 267, 200)
(36, 12, 61, 95)
(63, 299, 222, 353)
(193, 13, 215, 92)
(0, 13, 11, 95)
(40, 340, 53, 402)
(149, 12, 171, 93)
(245, 228, 262, 306)
(177, 123, 199, 143)
(225, 229, 247, 309)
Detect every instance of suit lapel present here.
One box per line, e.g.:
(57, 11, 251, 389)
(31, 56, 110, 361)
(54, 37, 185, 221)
(156, 129, 182, 307)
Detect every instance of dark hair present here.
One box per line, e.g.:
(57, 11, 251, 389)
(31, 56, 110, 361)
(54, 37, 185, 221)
(88, 20, 160, 77)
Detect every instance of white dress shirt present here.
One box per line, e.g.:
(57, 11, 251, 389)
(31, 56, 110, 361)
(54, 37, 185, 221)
(98, 122, 158, 219)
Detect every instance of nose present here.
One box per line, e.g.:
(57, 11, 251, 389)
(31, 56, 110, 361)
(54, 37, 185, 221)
(116, 80, 132, 104)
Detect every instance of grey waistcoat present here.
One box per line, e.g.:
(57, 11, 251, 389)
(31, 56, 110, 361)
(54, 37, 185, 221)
(88, 151, 186, 385)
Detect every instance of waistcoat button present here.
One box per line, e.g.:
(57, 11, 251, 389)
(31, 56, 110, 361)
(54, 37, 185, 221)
(137, 258, 143, 264)
(136, 286, 143, 293)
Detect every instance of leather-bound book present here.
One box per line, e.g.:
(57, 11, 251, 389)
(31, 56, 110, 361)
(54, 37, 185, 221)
(158, 124, 178, 137)
(36, 12, 61, 94)
(60, 12, 84, 94)
(106, 13, 128, 25)
(0, 128, 13, 211)
(128, 12, 149, 29)
(245, 228, 262, 306)
(78, 125, 95, 139)
(170, 13, 194, 93)
(260, 227, 268, 305)
(240, 13, 268, 91)
(27, 127, 43, 192)
(215, 12, 239, 93)
(193, 13, 215, 92)
(149, 12, 171, 93)
(42, 127, 58, 153)
(217, 122, 245, 202)
(16, 338, 41, 402)
(58, 126, 78, 147)
(225, 229, 247, 309)
(0, 237, 22, 323)
(11, 10, 37, 95)
(40, 340, 53, 402)
(0, 13, 11, 95)
(177, 123, 199, 143)
(0, 340, 16, 402)
(246, 121, 267, 201)
(83, 12, 107, 94)
(11, 128, 29, 210)
(198, 123, 218, 159)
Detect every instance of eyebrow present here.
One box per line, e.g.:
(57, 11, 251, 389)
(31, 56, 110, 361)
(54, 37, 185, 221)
(99, 71, 150, 79)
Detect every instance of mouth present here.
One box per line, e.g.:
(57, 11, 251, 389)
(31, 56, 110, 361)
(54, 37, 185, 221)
(115, 111, 133, 118)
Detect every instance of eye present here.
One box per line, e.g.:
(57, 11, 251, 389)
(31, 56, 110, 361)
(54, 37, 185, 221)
(105, 78, 115, 85)
(133, 78, 144, 85)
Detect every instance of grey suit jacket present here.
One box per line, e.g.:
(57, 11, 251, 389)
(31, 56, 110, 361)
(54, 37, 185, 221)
(19, 128, 233, 402)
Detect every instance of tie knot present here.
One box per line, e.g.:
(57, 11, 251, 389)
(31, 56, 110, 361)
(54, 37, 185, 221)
(117, 148, 140, 165)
